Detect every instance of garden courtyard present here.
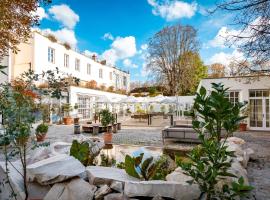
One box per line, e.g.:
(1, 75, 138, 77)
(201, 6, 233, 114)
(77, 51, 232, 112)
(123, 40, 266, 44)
(41, 123, 270, 200)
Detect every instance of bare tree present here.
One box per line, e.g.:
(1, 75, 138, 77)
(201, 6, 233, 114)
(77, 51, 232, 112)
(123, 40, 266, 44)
(147, 24, 201, 96)
(213, 0, 270, 72)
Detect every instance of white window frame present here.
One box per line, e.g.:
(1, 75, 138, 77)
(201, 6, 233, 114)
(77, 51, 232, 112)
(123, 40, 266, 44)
(75, 58, 80, 71)
(226, 91, 239, 105)
(64, 54, 69, 68)
(48, 47, 55, 63)
(87, 63, 91, 75)
(123, 76, 127, 87)
(99, 68, 103, 78)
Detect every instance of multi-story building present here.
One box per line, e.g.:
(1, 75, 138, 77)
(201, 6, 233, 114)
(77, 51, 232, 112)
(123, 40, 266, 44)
(1, 31, 130, 120)
(8, 31, 130, 91)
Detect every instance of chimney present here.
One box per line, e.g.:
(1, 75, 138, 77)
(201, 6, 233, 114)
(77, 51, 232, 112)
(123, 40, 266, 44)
(92, 54, 97, 61)
(100, 60, 106, 65)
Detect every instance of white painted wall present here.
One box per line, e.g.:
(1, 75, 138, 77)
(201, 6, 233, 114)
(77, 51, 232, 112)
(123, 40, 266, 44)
(32, 32, 130, 91)
(198, 76, 270, 102)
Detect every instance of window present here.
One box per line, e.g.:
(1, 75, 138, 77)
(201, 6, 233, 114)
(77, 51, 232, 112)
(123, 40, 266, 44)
(75, 58, 80, 71)
(48, 47, 55, 63)
(109, 72, 112, 80)
(77, 95, 91, 119)
(123, 76, 127, 86)
(99, 69, 103, 78)
(226, 91, 239, 105)
(87, 64, 91, 75)
(64, 54, 69, 68)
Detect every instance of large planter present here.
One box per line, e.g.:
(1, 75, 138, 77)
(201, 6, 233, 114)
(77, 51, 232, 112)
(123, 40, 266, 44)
(239, 123, 247, 132)
(112, 124, 118, 133)
(74, 117, 80, 124)
(36, 132, 47, 142)
(117, 122, 121, 130)
(63, 117, 73, 125)
(103, 132, 113, 144)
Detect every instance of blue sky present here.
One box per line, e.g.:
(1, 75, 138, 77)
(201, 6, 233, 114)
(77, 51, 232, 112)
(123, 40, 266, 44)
(36, 0, 243, 81)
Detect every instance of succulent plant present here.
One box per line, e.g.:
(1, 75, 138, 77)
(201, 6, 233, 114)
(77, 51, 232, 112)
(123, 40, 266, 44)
(124, 153, 158, 180)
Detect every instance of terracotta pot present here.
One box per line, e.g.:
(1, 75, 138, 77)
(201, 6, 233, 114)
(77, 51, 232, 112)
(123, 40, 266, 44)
(74, 117, 80, 124)
(36, 133, 47, 142)
(112, 124, 117, 133)
(239, 123, 247, 132)
(103, 132, 113, 144)
(63, 117, 73, 125)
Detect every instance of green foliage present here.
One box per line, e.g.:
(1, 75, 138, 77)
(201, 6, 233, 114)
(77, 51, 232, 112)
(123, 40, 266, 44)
(152, 155, 176, 180)
(100, 109, 114, 129)
(35, 123, 48, 134)
(148, 87, 157, 97)
(100, 153, 116, 167)
(62, 103, 73, 117)
(0, 65, 7, 75)
(70, 140, 100, 166)
(179, 83, 252, 200)
(124, 153, 159, 180)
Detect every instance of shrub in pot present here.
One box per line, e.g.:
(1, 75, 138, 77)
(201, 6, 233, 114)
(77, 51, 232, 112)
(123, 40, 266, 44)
(239, 104, 249, 131)
(35, 123, 49, 142)
(100, 109, 114, 144)
(62, 103, 73, 125)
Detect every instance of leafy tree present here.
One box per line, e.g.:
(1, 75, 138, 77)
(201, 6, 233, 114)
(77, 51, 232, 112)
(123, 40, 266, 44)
(0, 0, 51, 74)
(179, 83, 252, 199)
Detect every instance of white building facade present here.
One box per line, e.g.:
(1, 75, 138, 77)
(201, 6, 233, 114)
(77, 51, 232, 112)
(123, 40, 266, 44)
(3, 31, 130, 120)
(198, 76, 270, 131)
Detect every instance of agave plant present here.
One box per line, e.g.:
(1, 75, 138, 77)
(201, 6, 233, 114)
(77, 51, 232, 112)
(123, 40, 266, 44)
(124, 153, 158, 181)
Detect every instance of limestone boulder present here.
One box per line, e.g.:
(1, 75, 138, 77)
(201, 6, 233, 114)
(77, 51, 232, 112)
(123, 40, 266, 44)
(44, 177, 96, 200)
(27, 154, 85, 185)
(95, 184, 112, 200)
(124, 180, 200, 200)
(166, 167, 193, 183)
(104, 193, 129, 200)
(224, 137, 245, 145)
(0, 161, 51, 200)
(86, 166, 139, 185)
(110, 181, 124, 192)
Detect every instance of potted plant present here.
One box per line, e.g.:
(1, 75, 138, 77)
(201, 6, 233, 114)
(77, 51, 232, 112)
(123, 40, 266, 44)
(62, 103, 73, 125)
(73, 103, 80, 124)
(100, 109, 114, 144)
(239, 104, 249, 131)
(35, 123, 49, 142)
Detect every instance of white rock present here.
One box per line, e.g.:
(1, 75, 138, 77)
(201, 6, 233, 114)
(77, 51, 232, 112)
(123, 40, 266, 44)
(0, 161, 24, 200)
(86, 166, 139, 185)
(0, 161, 50, 200)
(104, 193, 129, 200)
(226, 142, 245, 157)
(110, 181, 124, 192)
(27, 154, 85, 185)
(44, 177, 96, 200)
(246, 148, 255, 160)
(166, 167, 193, 183)
(224, 137, 245, 145)
(95, 184, 112, 200)
(124, 180, 200, 200)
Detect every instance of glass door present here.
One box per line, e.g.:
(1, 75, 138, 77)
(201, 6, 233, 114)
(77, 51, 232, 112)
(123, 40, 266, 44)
(249, 90, 270, 130)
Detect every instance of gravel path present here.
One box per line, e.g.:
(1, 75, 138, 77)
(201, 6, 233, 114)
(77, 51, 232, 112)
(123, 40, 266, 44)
(235, 132, 270, 200)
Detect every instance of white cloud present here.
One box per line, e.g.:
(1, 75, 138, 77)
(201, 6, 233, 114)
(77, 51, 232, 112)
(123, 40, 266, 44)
(49, 4, 79, 29)
(141, 62, 150, 77)
(208, 26, 240, 48)
(141, 44, 148, 50)
(148, 0, 197, 21)
(102, 32, 114, 40)
(34, 7, 48, 20)
(123, 59, 138, 68)
(208, 49, 245, 66)
(84, 50, 99, 57)
(43, 28, 77, 47)
(102, 36, 137, 65)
